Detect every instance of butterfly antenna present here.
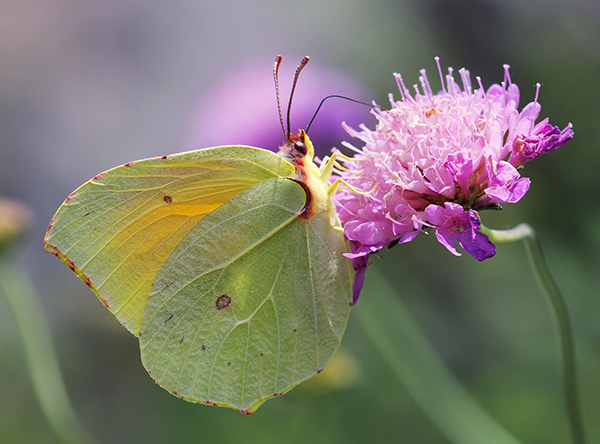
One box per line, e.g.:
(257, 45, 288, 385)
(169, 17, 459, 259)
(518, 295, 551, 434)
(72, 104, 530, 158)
(273, 55, 287, 141)
(286, 56, 310, 139)
(305, 94, 384, 134)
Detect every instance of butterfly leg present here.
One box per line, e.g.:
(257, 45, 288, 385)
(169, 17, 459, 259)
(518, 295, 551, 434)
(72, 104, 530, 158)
(327, 177, 376, 198)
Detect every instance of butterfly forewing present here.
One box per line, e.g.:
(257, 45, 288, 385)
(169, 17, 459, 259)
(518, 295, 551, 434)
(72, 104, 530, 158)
(44, 147, 295, 335)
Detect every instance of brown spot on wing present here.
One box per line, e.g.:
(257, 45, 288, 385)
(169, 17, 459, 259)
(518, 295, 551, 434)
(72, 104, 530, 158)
(215, 294, 232, 310)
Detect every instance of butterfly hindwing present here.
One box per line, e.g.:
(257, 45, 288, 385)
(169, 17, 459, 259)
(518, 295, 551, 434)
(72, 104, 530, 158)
(140, 177, 353, 413)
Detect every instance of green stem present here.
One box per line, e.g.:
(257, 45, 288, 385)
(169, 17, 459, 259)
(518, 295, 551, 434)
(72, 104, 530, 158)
(481, 223, 587, 444)
(0, 257, 94, 444)
(356, 265, 521, 444)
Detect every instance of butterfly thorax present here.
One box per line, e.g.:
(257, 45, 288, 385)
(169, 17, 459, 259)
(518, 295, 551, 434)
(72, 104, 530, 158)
(278, 130, 331, 220)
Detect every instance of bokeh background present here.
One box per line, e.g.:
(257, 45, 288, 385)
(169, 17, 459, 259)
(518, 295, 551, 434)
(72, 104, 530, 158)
(1, 0, 599, 443)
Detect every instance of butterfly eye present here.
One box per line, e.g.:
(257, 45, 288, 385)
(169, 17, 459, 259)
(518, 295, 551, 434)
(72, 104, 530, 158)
(294, 141, 307, 156)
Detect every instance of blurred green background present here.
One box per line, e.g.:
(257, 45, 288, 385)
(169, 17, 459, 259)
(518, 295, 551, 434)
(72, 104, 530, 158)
(1, 0, 599, 443)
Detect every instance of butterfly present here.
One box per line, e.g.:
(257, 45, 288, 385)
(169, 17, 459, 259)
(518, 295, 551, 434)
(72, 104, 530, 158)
(44, 55, 354, 414)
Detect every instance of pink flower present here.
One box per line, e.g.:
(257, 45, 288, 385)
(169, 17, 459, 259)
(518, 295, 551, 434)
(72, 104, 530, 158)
(424, 203, 495, 261)
(335, 59, 573, 268)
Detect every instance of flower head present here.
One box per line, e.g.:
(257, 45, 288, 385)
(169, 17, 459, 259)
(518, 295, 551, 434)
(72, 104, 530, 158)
(335, 59, 573, 267)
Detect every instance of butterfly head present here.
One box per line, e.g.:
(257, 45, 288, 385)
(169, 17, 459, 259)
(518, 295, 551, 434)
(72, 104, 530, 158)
(279, 129, 315, 165)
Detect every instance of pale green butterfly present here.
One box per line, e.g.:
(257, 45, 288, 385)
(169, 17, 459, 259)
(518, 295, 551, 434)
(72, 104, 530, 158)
(44, 56, 354, 414)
